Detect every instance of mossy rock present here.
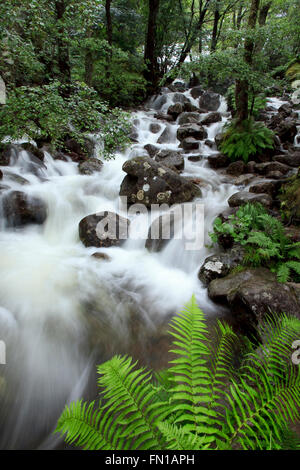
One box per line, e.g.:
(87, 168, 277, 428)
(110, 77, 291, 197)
(286, 59, 300, 82)
(280, 170, 300, 224)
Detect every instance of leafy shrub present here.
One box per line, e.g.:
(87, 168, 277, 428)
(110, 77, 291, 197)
(0, 81, 131, 159)
(56, 296, 300, 451)
(220, 118, 274, 163)
(210, 203, 300, 283)
(226, 85, 267, 118)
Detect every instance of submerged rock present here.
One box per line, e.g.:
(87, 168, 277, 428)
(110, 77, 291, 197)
(79, 211, 130, 248)
(155, 150, 184, 171)
(119, 156, 200, 207)
(2, 191, 47, 228)
(78, 158, 103, 175)
(177, 124, 207, 142)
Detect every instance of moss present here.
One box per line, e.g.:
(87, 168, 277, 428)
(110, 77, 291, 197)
(286, 60, 300, 82)
(280, 170, 300, 225)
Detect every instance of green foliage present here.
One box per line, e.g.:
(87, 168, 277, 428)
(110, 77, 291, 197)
(226, 84, 267, 118)
(280, 171, 300, 225)
(220, 118, 274, 163)
(0, 81, 131, 159)
(56, 296, 300, 450)
(210, 203, 300, 283)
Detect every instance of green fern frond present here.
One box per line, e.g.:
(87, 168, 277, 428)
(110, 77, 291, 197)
(158, 421, 209, 450)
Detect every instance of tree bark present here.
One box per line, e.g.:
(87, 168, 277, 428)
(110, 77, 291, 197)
(84, 29, 94, 87)
(144, 0, 160, 92)
(105, 0, 113, 46)
(235, 0, 260, 124)
(258, 1, 272, 26)
(211, 0, 220, 52)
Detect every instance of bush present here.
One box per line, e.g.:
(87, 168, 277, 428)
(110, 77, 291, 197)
(210, 203, 300, 283)
(220, 118, 274, 163)
(0, 81, 131, 159)
(55, 296, 300, 450)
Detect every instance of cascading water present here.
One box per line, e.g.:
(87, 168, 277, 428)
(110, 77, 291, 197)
(0, 86, 238, 449)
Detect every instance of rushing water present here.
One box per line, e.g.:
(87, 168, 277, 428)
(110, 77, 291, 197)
(0, 86, 239, 449)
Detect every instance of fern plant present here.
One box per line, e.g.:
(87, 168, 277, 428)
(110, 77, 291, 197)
(220, 118, 274, 163)
(210, 203, 300, 283)
(55, 297, 300, 450)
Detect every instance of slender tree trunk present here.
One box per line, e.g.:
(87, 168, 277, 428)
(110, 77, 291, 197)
(84, 29, 94, 87)
(105, 0, 113, 46)
(235, 0, 260, 124)
(258, 1, 272, 26)
(211, 0, 220, 52)
(55, 0, 71, 83)
(144, 0, 160, 92)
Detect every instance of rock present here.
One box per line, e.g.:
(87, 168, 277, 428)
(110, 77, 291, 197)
(245, 161, 257, 174)
(144, 144, 159, 158)
(226, 161, 246, 176)
(201, 112, 222, 126)
(190, 86, 204, 99)
(188, 155, 203, 162)
(177, 124, 207, 141)
(169, 81, 187, 92)
(0, 75, 6, 104)
(145, 212, 180, 252)
(177, 112, 200, 125)
(2, 191, 47, 228)
(20, 143, 44, 162)
(157, 127, 173, 144)
(199, 92, 221, 112)
(228, 191, 273, 208)
(92, 252, 111, 261)
(167, 103, 184, 119)
(4, 173, 30, 185)
(214, 133, 224, 148)
(183, 102, 199, 113)
(274, 152, 300, 168)
(276, 118, 298, 143)
(249, 180, 281, 197)
(173, 93, 190, 105)
(79, 211, 130, 248)
(208, 268, 300, 337)
(78, 158, 103, 175)
(255, 161, 291, 176)
(278, 103, 293, 117)
(155, 150, 184, 171)
(0, 143, 15, 166)
(64, 138, 85, 158)
(180, 137, 199, 151)
(198, 245, 245, 286)
(267, 171, 285, 180)
(0, 169, 2, 180)
(129, 132, 139, 143)
(150, 123, 161, 134)
(154, 112, 174, 122)
(119, 156, 200, 207)
(234, 174, 256, 186)
(205, 140, 215, 148)
(207, 153, 229, 169)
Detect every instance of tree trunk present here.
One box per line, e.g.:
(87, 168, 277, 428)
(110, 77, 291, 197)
(55, 0, 71, 83)
(235, 0, 260, 124)
(105, 0, 113, 46)
(84, 29, 94, 87)
(144, 0, 160, 92)
(259, 1, 272, 26)
(211, 0, 220, 52)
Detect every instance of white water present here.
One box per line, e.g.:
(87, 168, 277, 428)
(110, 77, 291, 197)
(0, 87, 237, 449)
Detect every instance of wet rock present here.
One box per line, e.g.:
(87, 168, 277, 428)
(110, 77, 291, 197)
(274, 152, 300, 168)
(157, 127, 173, 144)
(180, 137, 199, 151)
(190, 86, 204, 99)
(226, 161, 246, 176)
(4, 173, 30, 185)
(234, 174, 256, 186)
(255, 161, 291, 176)
(214, 133, 224, 148)
(78, 158, 103, 175)
(2, 191, 47, 228)
(199, 92, 221, 112)
(144, 144, 159, 158)
(276, 118, 297, 143)
(0, 169, 2, 180)
(228, 191, 273, 209)
(173, 93, 190, 105)
(188, 155, 203, 162)
(92, 252, 111, 261)
(154, 112, 174, 122)
(205, 139, 215, 148)
(183, 102, 199, 113)
(155, 150, 184, 171)
(278, 103, 294, 117)
(207, 153, 229, 169)
(129, 132, 139, 143)
(168, 81, 187, 93)
(0, 143, 15, 166)
(208, 268, 300, 337)
(119, 156, 200, 207)
(177, 112, 201, 125)
(167, 103, 184, 119)
(245, 161, 256, 174)
(198, 245, 245, 286)
(79, 211, 130, 248)
(20, 143, 44, 162)
(267, 170, 286, 180)
(201, 112, 222, 126)
(145, 212, 179, 252)
(150, 123, 161, 134)
(177, 123, 207, 142)
(249, 180, 281, 197)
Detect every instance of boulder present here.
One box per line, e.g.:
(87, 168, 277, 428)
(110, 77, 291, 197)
(198, 245, 245, 286)
(274, 152, 300, 168)
(183, 102, 199, 113)
(201, 112, 222, 126)
(245, 161, 257, 174)
(119, 156, 200, 207)
(255, 161, 291, 176)
(188, 155, 203, 162)
(0, 143, 15, 166)
(276, 118, 297, 143)
(249, 180, 281, 197)
(79, 211, 130, 248)
(199, 92, 221, 112)
(20, 143, 44, 162)
(155, 150, 184, 171)
(234, 174, 256, 186)
(144, 144, 159, 158)
(167, 103, 184, 120)
(2, 191, 47, 228)
(190, 86, 204, 99)
(157, 127, 173, 144)
(78, 158, 103, 175)
(92, 252, 111, 261)
(180, 137, 200, 151)
(145, 212, 180, 252)
(226, 161, 246, 176)
(228, 191, 273, 209)
(173, 93, 190, 105)
(177, 112, 200, 125)
(149, 123, 161, 134)
(154, 113, 174, 122)
(208, 268, 300, 337)
(207, 153, 229, 169)
(177, 123, 207, 142)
